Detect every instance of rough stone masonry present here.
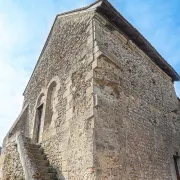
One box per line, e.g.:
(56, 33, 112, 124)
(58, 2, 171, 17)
(1, 0, 180, 180)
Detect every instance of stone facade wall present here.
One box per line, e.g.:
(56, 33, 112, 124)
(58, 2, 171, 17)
(9, 106, 29, 139)
(2, 8, 180, 180)
(1, 107, 28, 180)
(0, 154, 4, 179)
(2, 142, 24, 180)
(92, 14, 180, 180)
(22, 10, 96, 180)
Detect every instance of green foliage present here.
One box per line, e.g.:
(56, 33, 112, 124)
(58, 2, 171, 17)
(53, 177, 58, 180)
(47, 166, 56, 173)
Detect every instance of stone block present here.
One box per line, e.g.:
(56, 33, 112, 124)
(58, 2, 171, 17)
(52, 111, 59, 122)
(60, 172, 68, 180)
(92, 59, 98, 69)
(66, 80, 72, 89)
(85, 70, 93, 81)
(61, 150, 69, 161)
(86, 85, 93, 96)
(62, 160, 68, 172)
(66, 108, 73, 121)
(63, 88, 71, 99)
(66, 94, 73, 104)
(86, 55, 94, 65)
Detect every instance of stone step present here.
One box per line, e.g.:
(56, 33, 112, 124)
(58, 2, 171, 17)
(37, 166, 50, 173)
(34, 159, 49, 166)
(31, 153, 47, 160)
(37, 166, 57, 174)
(25, 143, 41, 149)
(22, 139, 57, 179)
(24, 137, 31, 142)
(25, 145, 41, 151)
(41, 173, 56, 180)
(28, 147, 44, 154)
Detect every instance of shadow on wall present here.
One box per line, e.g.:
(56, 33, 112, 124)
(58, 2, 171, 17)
(52, 165, 65, 180)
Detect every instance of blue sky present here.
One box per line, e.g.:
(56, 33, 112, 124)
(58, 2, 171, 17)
(0, 0, 179, 145)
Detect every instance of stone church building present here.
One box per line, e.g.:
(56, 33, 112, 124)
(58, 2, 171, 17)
(1, 0, 180, 179)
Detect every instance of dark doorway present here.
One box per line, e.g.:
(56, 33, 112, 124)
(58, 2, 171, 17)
(35, 104, 43, 143)
(174, 152, 180, 180)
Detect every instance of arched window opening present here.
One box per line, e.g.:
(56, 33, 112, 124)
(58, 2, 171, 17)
(33, 93, 45, 143)
(37, 93, 45, 107)
(44, 81, 57, 130)
(173, 152, 180, 180)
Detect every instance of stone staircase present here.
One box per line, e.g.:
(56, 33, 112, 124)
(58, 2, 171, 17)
(24, 138, 57, 180)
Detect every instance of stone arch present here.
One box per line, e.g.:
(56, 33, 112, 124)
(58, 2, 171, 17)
(44, 76, 60, 131)
(32, 90, 46, 143)
(37, 93, 45, 107)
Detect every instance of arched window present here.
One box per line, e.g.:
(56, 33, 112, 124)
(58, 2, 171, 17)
(37, 93, 45, 107)
(44, 81, 57, 130)
(33, 93, 45, 143)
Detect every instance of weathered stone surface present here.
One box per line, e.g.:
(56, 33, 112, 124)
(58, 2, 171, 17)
(2, 142, 24, 180)
(1, 1, 180, 180)
(22, 11, 95, 180)
(93, 14, 180, 180)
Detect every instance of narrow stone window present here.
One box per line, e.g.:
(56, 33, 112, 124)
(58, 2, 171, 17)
(174, 152, 180, 180)
(44, 81, 57, 130)
(33, 93, 45, 143)
(35, 104, 43, 143)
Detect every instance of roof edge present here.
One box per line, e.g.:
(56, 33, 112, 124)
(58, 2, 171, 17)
(23, 15, 58, 95)
(57, 0, 103, 17)
(23, 0, 180, 95)
(97, 0, 180, 81)
(23, 1, 103, 96)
